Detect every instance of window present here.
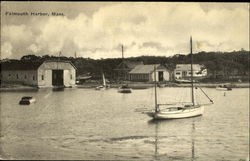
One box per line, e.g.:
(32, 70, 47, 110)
(176, 72, 181, 75)
(16, 74, 19, 79)
(70, 74, 72, 80)
(41, 75, 44, 80)
(33, 76, 35, 80)
(9, 74, 11, 77)
(24, 75, 27, 79)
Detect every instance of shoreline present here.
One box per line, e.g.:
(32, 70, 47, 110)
(0, 82, 249, 91)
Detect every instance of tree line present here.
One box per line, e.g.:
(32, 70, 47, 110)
(1, 50, 249, 81)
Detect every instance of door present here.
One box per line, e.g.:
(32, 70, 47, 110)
(52, 70, 64, 86)
(158, 71, 163, 81)
(182, 71, 187, 77)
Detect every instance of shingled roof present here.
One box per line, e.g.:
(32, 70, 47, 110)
(129, 64, 161, 74)
(175, 64, 203, 71)
(114, 60, 143, 70)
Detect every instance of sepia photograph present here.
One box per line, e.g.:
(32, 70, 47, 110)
(0, 1, 249, 160)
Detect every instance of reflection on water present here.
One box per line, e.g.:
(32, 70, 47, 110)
(192, 121, 195, 161)
(0, 87, 249, 160)
(148, 118, 198, 161)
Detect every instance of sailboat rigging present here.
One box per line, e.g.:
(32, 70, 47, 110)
(118, 44, 132, 93)
(147, 37, 213, 119)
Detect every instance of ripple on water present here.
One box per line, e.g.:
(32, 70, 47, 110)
(0, 88, 248, 160)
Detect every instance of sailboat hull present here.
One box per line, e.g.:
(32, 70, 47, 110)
(118, 88, 132, 93)
(216, 87, 232, 91)
(152, 106, 204, 120)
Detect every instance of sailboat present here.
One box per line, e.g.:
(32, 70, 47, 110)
(118, 45, 132, 93)
(148, 37, 213, 120)
(95, 72, 109, 90)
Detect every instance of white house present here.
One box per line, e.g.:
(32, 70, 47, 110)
(1, 60, 76, 88)
(174, 64, 207, 79)
(129, 64, 170, 82)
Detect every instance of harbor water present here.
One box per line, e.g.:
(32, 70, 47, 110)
(0, 87, 249, 160)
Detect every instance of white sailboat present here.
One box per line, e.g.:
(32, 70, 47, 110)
(148, 37, 213, 120)
(95, 72, 109, 90)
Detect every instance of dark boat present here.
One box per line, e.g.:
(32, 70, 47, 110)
(118, 84, 132, 93)
(216, 84, 232, 91)
(19, 96, 36, 105)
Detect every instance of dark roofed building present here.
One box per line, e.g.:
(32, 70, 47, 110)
(114, 60, 143, 80)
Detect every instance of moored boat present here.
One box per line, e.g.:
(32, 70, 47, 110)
(95, 72, 109, 90)
(118, 45, 132, 93)
(118, 84, 132, 93)
(19, 96, 36, 105)
(216, 84, 232, 91)
(148, 104, 204, 119)
(148, 37, 213, 120)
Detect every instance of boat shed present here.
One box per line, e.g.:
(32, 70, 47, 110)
(114, 60, 143, 80)
(129, 64, 170, 82)
(0, 60, 76, 88)
(174, 64, 207, 79)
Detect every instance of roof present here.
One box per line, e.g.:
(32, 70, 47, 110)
(175, 64, 203, 71)
(129, 64, 161, 74)
(114, 60, 143, 70)
(0, 60, 77, 71)
(42, 60, 77, 70)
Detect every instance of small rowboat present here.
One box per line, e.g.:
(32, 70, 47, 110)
(216, 85, 232, 91)
(19, 96, 36, 105)
(118, 84, 132, 93)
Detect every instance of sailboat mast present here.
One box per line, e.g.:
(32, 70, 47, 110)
(122, 44, 124, 60)
(190, 37, 195, 106)
(154, 66, 158, 112)
(122, 45, 125, 80)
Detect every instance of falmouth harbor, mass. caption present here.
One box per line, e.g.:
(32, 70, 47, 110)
(0, 1, 249, 160)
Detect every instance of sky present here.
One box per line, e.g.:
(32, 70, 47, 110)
(1, 2, 249, 60)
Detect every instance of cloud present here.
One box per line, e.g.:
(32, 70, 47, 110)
(1, 42, 13, 59)
(1, 2, 249, 59)
(28, 44, 41, 53)
(141, 42, 167, 51)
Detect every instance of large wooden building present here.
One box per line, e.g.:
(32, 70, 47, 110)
(114, 60, 143, 80)
(0, 60, 76, 88)
(174, 64, 207, 79)
(129, 64, 170, 82)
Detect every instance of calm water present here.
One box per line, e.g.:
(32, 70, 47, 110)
(0, 87, 249, 160)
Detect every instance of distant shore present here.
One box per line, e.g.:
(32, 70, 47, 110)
(76, 82, 250, 89)
(0, 82, 249, 92)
